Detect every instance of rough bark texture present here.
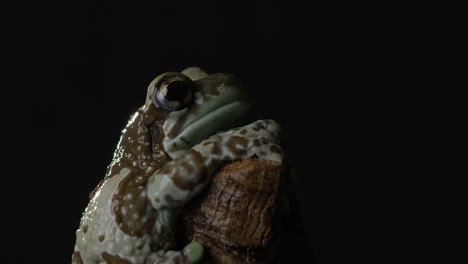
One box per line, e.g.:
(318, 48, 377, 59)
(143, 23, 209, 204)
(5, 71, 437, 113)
(181, 158, 286, 264)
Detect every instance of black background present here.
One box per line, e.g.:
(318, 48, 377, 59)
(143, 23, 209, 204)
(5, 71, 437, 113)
(2, 1, 467, 263)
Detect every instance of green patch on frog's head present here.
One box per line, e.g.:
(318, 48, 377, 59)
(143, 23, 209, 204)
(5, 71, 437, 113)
(145, 67, 251, 158)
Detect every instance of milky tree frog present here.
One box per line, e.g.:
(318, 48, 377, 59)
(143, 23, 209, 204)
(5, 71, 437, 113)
(72, 67, 284, 264)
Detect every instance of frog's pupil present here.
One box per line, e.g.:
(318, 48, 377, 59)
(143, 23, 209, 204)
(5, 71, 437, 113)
(166, 81, 190, 102)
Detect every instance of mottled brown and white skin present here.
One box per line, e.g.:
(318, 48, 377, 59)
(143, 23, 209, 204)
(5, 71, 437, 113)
(72, 67, 284, 264)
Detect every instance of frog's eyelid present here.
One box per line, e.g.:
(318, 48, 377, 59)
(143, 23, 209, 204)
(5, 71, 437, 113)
(181, 67, 209, 81)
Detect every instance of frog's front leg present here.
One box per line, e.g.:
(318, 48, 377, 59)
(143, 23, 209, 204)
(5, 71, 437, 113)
(147, 147, 224, 210)
(147, 119, 284, 210)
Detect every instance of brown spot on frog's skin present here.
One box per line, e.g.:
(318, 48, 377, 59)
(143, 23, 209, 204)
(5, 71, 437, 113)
(270, 144, 283, 154)
(255, 122, 265, 129)
(112, 171, 157, 237)
(98, 235, 105, 242)
(101, 252, 133, 264)
(210, 140, 222, 156)
(72, 251, 84, 264)
(82, 224, 88, 234)
(203, 140, 222, 156)
(170, 150, 208, 191)
(180, 161, 194, 174)
(227, 136, 248, 156)
(253, 139, 262, 147)
(261, 139, 269, 145)
(240, 129, 248, 134)
(158, 165, 172, 176)
(252, 121, 265, 132)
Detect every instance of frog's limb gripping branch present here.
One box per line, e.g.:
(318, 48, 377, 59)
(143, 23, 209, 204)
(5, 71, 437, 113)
(146, 148, 224, 210)
(146, 119, 285, 210)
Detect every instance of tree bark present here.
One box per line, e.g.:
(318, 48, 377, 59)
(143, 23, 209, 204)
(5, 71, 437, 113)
(181, 158, 286, 264)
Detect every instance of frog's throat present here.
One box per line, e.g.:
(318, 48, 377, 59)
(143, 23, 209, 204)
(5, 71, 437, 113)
(162, 100, 251, 158)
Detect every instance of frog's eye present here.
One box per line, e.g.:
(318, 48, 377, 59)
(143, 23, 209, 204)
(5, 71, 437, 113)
(152, 73, 195, 111)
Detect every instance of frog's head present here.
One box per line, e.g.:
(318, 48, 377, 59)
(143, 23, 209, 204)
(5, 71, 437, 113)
(143, 67, 251, 158)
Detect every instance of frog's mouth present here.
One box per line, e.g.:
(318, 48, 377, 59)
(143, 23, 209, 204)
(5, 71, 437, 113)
(163, 100, 251, 158)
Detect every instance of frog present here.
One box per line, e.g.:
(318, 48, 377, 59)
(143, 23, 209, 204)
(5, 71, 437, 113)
(72, 67, 285, 264)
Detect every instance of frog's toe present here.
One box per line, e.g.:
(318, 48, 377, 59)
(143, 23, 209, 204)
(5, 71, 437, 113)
(264, 119, 282, 134)
(182, 241, 204, 263)
(155, 242, 204, 264)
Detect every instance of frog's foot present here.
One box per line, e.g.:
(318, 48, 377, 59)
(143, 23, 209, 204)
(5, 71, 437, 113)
(155, 241, 204, 264)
